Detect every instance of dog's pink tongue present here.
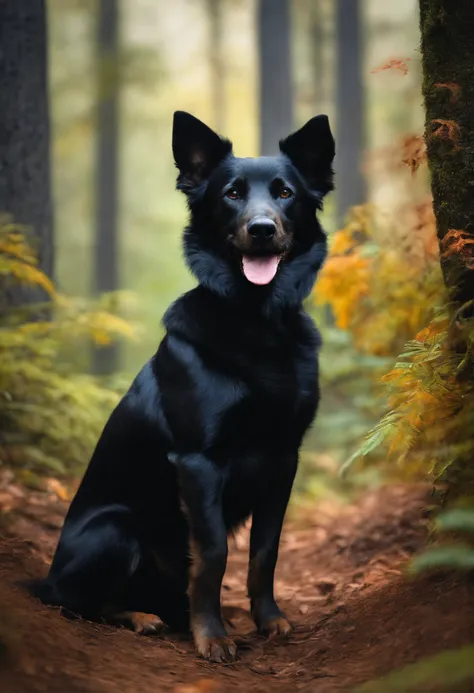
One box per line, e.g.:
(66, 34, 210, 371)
(242, 255, 279, 285)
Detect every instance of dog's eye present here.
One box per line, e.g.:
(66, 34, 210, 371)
(225, 188, 240, 200)
(279, 187, 293, 199)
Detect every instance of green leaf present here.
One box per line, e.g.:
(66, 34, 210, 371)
(339, 426, 390, 477)
(409, 545, 474, 573)
(398, 341, 426, 358)
(355, 645, 474, 692)
(393, 361, 414, 370)
(437, 508, 474, 534)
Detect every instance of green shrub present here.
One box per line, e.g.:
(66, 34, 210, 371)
(0, 218, 135, 481)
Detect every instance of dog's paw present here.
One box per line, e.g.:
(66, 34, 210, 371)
(194, 633, 237, 663)
(260, 616, 293, 639)
(130, 612, 166, 635)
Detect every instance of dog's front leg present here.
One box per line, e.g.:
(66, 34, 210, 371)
(176, 453, 236, 663)
(247, 454, 297, 638)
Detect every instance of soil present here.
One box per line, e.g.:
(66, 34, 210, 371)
(0, 480, 473, 693)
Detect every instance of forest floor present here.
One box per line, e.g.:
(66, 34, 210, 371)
(0, 478, 473, 693)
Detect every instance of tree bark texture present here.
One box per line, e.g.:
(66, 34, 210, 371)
(257, 0, 293, 155)
(0, 0, 53, 287)
(419, 1, 474, 306)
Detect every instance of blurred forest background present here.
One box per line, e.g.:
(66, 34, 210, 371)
(6, 4, 474, 689)
(2, 0, 433, 503)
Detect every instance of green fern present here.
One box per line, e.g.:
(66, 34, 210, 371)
(410, 507, 474, 574)
(0, 218, 136, 480)
(356, 645, 474, 693)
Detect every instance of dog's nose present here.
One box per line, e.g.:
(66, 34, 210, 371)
(247, 217, 277, 241)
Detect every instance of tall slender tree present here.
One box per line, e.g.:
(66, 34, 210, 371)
(0, 0, 53, 302)
(93, 0, 120, 375)
(205, 0, 226, 133)
(257, 0, 293, 155)
(419, 0, 474, 308)
(335, 0, 366, 226)
(308, 0, 327, 110)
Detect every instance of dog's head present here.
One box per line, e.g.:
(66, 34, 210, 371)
(172, 111, 335, 306)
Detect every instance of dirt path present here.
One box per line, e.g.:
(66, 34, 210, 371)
(1, 482, 473, 692)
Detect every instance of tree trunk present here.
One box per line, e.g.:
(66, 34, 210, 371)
(93, 0, 120, 375)
(419, 1, 474, 308)
(0, 0, 53, 302)
(308, 0, 326, 110)
(257, 0, 293, 155)
(206, 0, 226, 134)
(335, 0, 366, 227)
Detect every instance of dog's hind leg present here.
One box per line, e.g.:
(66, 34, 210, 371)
(121, 541, 191, 633)
(40, 505, 144, 623)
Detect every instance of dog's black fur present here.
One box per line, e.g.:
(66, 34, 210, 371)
(29, 111, 335, 662)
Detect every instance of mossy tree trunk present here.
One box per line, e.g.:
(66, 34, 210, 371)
(0, 0, 53, 308)
(419, 1, 474, 308)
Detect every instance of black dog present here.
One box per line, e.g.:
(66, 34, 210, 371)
(29, 111, 335, 662)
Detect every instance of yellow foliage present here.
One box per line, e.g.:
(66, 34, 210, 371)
(1, 256, 56, 297)
(0, 232, 37, 261)
(343, 308, 474, 487)
(0, 221, 56, 297)
(315, 202, 443, 357)
(317, 254, 371, 329)
(317, 192, 474, 490)
(0, 218, 136, 479)
(45, 477, 72, 501)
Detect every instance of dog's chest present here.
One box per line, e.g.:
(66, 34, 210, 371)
(180, 339, 314, 447)
(159, 300, 320, 454)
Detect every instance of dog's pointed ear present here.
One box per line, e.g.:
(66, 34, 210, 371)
(279, 115, 335, 196)
(172, 111, 233, 192)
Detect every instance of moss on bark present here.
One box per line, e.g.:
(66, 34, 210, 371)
(419, 1, 474, 305)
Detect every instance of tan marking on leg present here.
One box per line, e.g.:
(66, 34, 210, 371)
(247, 553, 263, 599)
(188, 537, 203, 587)
(192, 615, 237, 663)
(188, 542, 236, 662)
(261, 615, 292, 639)
(112, 611, 165, 635)
(248, 552, 292, 638)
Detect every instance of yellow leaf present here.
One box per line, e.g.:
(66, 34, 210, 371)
(46, 478, 71, 501)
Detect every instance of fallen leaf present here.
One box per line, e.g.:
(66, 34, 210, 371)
(45, 478, 71, 501)
(371, 58, 411, 75)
